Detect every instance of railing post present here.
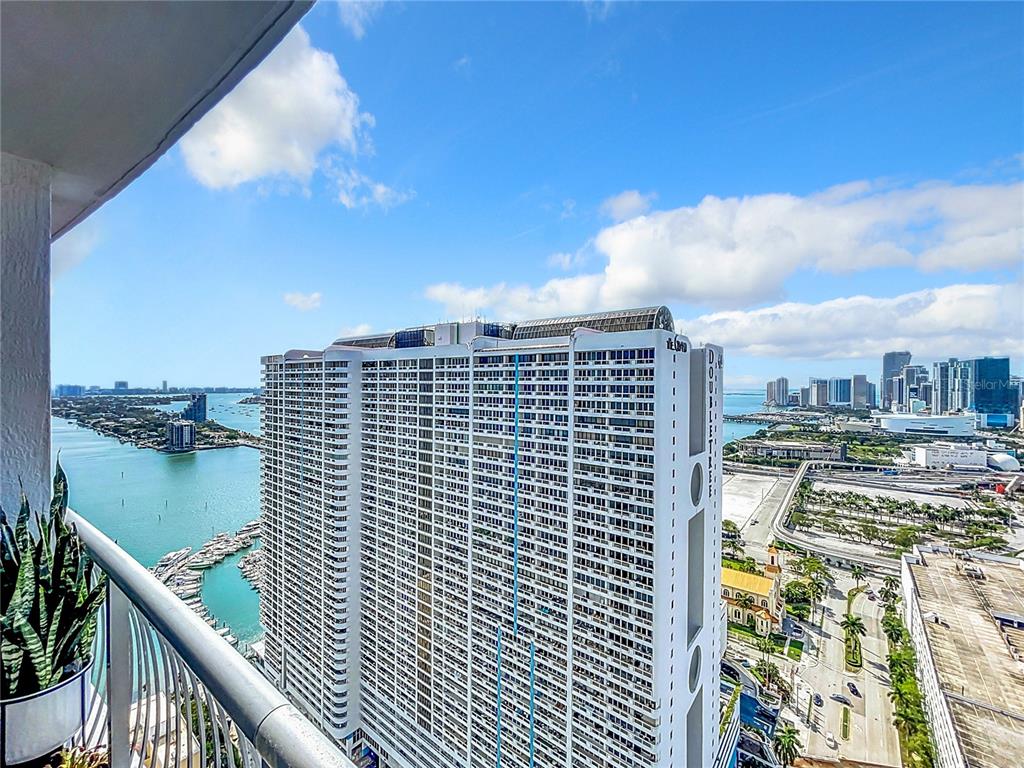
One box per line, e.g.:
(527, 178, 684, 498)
(108, 584, 132, 768)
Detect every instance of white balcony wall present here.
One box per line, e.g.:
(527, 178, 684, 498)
(1, 151, 51, 513)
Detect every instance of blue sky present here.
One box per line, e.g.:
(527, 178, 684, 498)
(52, 1, 1023, 389)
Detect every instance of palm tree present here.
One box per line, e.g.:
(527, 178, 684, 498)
(754, 660, 780, 690)
(881, 613, 904, 647)
(737, 593, 756, 625)
(805, 577, 825, 624)
(841, 613, 867, 653)
(773, 722, 802, 767)
(851, 564, 865, 591)
(882, 574, 900, 594)
(756, 635, 775, 661)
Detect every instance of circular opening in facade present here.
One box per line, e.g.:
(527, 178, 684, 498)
(690, 462, 703, 507)
(688, 645, 702, 693)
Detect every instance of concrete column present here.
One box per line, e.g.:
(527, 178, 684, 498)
(1, 152, 52, 514)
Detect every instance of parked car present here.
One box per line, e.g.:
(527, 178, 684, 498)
(791, 625, 804, 637)
(831, 693, 851, 706)
(847, 682, 860, 697)
(813, 693, 824, 707)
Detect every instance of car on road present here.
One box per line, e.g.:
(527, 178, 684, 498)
(750, 519, 758, 525)
(831, 693, 851, 706)
(791, 624, 804, 637)
(847, 682, 860, 697)
(813, 693, 823, 707)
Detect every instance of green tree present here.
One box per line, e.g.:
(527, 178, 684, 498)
(888, 681, 919, 713)
(881, 613, 905, 647)
(892, 705, 922, 735)
(805, 577, 825, 623)
(737, 593, 757, 626)
(772, 722, 802, 767)
(841, 613, 867, 652)
(851, 564, 865, 590)
(756, 635, 775, 661)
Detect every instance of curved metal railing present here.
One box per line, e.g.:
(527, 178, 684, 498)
(67, 510, 354, 768)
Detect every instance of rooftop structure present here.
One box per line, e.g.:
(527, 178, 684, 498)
(721, 568, 775, 597)
(511, 305, 674, 340)
(901, 547, 1024, 768)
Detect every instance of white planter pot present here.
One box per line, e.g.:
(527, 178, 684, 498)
(1, 661, 93, 766)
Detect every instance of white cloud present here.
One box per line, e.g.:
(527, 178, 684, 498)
(600, 189, 656, 222)
(338, 1, 383, 40)
(547, 250, 589, 271)
(283, 291, 322, 311)
(426, 275, 604, 321)
(51, 219, 100, 279)
(678, 283, 1024, 361)
(453, 55, 472, 75)
(180, 26, 373, 190)
(560, 198, 577, 220)
(426, 177, 1022, 312)
(337, 323, 373, 338)
(332, 168, 414, 210)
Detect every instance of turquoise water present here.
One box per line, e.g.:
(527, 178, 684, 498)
(51, 391, 760, 647)
(51, 413, 264, 646)
(723, 391, 768, 443)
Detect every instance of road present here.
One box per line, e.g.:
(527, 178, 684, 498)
(785, 572, 901, 766)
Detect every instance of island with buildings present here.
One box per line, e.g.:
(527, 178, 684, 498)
(51, 392, 259, 452)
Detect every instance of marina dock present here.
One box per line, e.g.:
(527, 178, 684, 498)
(150, 519, 262, 647)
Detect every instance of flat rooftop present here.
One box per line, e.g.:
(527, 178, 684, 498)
(907, 550, 1024, 768)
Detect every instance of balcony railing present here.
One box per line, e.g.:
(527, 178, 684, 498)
(65, 510, 355, 768)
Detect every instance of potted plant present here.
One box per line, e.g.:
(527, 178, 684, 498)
(1, 462, 107, 765)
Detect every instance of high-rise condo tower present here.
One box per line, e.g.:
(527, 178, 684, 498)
(260, 307, 724, 768)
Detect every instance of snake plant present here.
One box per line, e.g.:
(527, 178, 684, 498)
(1, 460, 107, 698)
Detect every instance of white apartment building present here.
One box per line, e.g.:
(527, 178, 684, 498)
(260, 307, 724, 768)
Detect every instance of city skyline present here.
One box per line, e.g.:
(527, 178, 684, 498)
(47, 2, 1022, 388)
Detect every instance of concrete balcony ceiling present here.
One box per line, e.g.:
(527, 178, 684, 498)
(1, 0, 312, 239)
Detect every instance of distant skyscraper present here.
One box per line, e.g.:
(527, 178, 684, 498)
(851, 374, 869, 408)
(949, 359, 973, 411)
(165, 419, 195, 452)
(809, 378, 829, 407)
(162, 379, 168, 393)
(897, 365, 928, 413)
(114, 380, 128, 390)
(54, 384, 85, 398)
(968, 357, 1014, 415)
(182, 392, 207, 422)
(931, 359, 956, 414)
(799, 387, 810, 407)
(866, 382, 877, 409)
(827, 377, 852, 406)
(765, 376, 789, 406)
(261, 307, 724, 768)
(881, 351, 912, 409)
